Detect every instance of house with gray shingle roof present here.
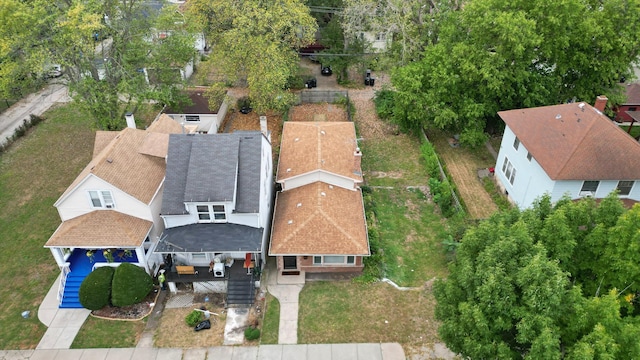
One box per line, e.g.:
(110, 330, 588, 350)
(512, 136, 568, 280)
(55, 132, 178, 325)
(156, 131, 273, 296)
(495, 96, 640, 208)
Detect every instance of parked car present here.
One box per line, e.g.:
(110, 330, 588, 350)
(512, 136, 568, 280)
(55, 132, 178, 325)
(321, 65, 332, 76)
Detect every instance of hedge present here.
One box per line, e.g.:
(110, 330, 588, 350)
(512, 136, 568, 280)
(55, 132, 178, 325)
(79, 267, 115, 310)
(111, 263, 153, 307)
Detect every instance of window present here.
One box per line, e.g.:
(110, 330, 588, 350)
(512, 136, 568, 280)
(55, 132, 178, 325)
(192, 253, 206, 260)
(375, 32, 386, 41)
(617, 181, 634, 196)
(88, 190, 114, 208)
(501, 157, 517, 186)
(212, 205, 226, 221)
(513, 137, 520, 150)
(196, 204, 226, 223)
(185, 115, 200, 122)
(312, 256, 356, 265)
(527, 152, 533, 161)
(581, 181, 600, 193)
(629, 107, 637, 112)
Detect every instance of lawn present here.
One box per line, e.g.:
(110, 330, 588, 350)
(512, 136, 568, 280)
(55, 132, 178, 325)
(299, 281, 439, 355)
(619, 124, 640, 139)
(70, 317, 146, 348)
(0, 102, 161, 349)
(428, 129, 498, 219)
(371, 188, 449, 286)
(260, 293, 280, 344)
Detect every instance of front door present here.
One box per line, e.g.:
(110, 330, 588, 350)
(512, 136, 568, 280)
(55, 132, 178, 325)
(283, 256, 297, 270)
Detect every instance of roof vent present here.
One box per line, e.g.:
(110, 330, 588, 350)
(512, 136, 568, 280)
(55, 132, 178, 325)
(106, 158, 113, 163)
(320, 130, 325, 135)
(555, 114, 562, 120)
(321, 192, 326, 196)
(294, 137, 299, 142)
(297, 203, 302, 207)
(286, 168, 291, 172)
(288, 220, 293, 224)
(328, 185, 333, 189)
(578, 103, 585, 111)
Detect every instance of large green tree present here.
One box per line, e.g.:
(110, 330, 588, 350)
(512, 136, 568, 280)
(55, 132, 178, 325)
(435, 195, 640, 358)
(185, 0, 317, 113)
(1, 0, 196, 129)
(391, 0, 640, 146)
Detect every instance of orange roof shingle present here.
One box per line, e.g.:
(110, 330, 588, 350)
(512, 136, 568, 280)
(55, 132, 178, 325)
(276, 122, 362, 183)
(499, 102, 640, 180)
(269, 182, 369, 256)
(45, 210, 152, 247)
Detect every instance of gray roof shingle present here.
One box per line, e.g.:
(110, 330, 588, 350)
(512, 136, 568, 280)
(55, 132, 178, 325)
(162, 132, 263, 215)
(155, 223, 263, 253)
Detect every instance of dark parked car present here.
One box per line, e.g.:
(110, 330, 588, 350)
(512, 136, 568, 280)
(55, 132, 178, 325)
(321, 65, 332, 76)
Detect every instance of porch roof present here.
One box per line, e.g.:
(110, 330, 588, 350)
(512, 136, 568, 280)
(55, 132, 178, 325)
(155, 223, 263, 253)
(45, 210, 152, 248)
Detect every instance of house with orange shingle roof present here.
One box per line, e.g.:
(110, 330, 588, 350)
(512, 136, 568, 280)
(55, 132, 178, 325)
(495, 96, 640, 208)
(44, 115, 183, 308)
(269, 122, 370, 279)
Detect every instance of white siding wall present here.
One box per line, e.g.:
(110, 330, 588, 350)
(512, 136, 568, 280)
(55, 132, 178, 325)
(228, 213, 259, 227)
(495, 126, 555, 208)
(552, 180, 640, 202)
(56, 175, 152, 221)
(206, 101, 229, 134)
(259, 136, 274, 229)
(281, 171, 356, 191)
(163, 214, 193, 228)
(168, 113, 217, 133)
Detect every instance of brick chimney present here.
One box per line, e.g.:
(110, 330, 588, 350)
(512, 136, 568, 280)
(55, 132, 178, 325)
(594, 95, 608, 113)
(354, 147, 362, 172)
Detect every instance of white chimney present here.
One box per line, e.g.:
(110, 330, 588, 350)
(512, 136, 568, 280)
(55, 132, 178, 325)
(354, 147, 362, 172)
(260, 115, 268, 135)
(125, 112, 136, 129)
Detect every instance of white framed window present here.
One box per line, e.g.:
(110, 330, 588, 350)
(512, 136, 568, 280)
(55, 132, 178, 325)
(513, 137, 520, 150)
(501, 158, 516, 185)
(616, 181, 634, 196)
(527, 152, 532, 161)
(88, 190, 114, 208)
(192, 253, 207, 261)
(581, 181, 599, 193)
(185, 115, 200, 122)
(312, 256, 356, 265)
(196, 204, 226, 223)
(375, 32, 386, 41)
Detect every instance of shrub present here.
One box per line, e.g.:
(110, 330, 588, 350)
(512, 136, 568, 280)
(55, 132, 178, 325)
(420, 142, 441, 179)
(244, 327, 261, 340)
(185, 310, 203, 327)
(373, 88, 395, 120)
(111, 263, 153, 307)
(237, 96, 251, 111)
(79, 267, 115, 310)
(429, 177, 455, 218)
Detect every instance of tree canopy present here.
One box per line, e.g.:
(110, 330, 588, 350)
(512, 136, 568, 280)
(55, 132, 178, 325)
(390, 0, 640, 146)
(434, 194, 640, 359)
(1, 0, 197, 129)
(185, 0, 317, 113)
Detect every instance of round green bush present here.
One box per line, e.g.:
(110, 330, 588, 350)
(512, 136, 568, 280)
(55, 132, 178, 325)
(244, 327, 261, 340)
(79, 266, 115, 310)
(111, 263, 153, 307)
(185, 310, 203, 327)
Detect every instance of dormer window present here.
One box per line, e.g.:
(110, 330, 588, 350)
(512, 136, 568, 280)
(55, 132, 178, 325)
(196, 204, 227, 223)
(88, 190, 114, 209)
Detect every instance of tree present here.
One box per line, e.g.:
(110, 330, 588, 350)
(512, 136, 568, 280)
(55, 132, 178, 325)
(185, 0, 317, 113)
(434, 196, 640, 359)
(1, 0, 198, 130)
(390, 0, 640, 145)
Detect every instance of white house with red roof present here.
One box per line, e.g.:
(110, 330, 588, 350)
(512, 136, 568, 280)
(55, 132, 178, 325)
(495, 96, 640, 208)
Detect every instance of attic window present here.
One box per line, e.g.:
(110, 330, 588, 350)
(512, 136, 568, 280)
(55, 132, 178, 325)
(581, 181, 599, 193)
(513, 137, 520, 151)
(88, 190, 114, 209)
(616, 181, 634, 196)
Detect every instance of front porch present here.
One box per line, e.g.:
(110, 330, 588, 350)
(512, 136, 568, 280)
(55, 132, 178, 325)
(163, 260, 251, 283)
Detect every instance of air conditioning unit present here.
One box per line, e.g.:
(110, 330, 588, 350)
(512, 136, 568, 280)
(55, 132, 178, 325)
(579, 191, 594, 198)
(105, 203, 114, 208)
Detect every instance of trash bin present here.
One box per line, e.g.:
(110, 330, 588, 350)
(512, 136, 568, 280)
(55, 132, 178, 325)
(364, 77, 370, 86)
(369, 78, 375, 86)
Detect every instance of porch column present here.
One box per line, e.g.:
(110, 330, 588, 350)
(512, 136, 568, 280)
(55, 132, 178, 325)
(135, 247, 147, 271)
(50, 248, 66, 268)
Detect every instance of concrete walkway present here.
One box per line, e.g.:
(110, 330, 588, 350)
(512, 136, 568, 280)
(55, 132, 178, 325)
(0, 82, 70, 145)
(266, 268, 304, 345)
(1, 343, 405, 360)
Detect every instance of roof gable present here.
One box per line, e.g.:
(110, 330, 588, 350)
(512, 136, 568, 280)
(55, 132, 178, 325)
(162, 132, 264, 215)
(277, 122, 362, 182)
(269, 182, 369, 255)
(57, 116, 182, 206)
(499, 102, 640, 180)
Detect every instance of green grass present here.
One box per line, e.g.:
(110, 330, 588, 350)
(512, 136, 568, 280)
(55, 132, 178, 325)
(360, 134, 429, 187)
(372, 188, 449, 286)
(0, 103, 95, 349)
(260, 293, 280, 344)
(298, 282, 439, 347)
(70, 316, 146, 348)
(619, 125, 640, 139)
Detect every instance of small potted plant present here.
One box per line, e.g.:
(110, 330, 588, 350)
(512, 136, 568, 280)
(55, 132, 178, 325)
(86, 250, 95, 263)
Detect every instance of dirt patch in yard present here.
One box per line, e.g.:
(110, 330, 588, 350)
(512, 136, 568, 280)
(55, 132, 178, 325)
(92, 288, 159, 320)
(288, 103, 349, 122)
